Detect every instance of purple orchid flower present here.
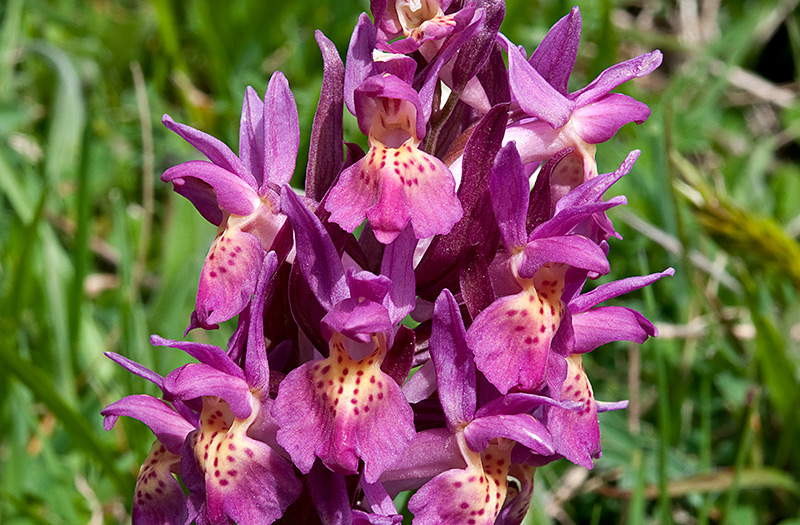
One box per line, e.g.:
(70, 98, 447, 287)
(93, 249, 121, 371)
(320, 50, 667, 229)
(161, 72, 300, 330)
(468, 144, 673, 401)
(371, 0, 479, 60)
(103, 254, 302, 525)
(325, 73, 463, 244)
(405, 290, 571, 524)
(466, 142, 615, 395)
(501, 7, 662, 180)
(101, 352, 197, 525)
(537, 266, 674, 468)
(272, 186, 417, 482)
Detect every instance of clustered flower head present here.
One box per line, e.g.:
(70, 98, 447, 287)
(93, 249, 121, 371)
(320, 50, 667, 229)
(103, 3, 672, 524)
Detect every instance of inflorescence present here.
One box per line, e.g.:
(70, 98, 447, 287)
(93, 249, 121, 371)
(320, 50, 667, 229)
(102, 2, 672, 523)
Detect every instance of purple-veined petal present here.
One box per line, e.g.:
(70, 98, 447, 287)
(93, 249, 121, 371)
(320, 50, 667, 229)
(195, 226, 264, 327)
(104, 351, 164, 391)
(572, 93, 651, 144)
(464, 414, 554, 456)
(162, 114, 251, 185)
(163, 363, 253, 420)
(502, 34, 573, 128)
(532, 197, 626, 240)
(518, 235, 609, 279)
(263, 71, 300, 190)
(150, 335, 244, 379)
(572, 50, 663, 106)
(281, 185, 348, 310)
(345, 13, 378, 116)
(569, 267, 674, 314)
(101, 395, 195, 454)
(161, 160, 258, 217)
(353, 510, 403, 525)
(528, 6, 581, 95)
(239, 86, 265, 187)
(467, 289, 563, 394)
(133, 440, 187, 525)
(572, 306, 657, 353)
(361, 478, 398, 517)
(491, 142, 528, 251)
(272, 340, 415, 483)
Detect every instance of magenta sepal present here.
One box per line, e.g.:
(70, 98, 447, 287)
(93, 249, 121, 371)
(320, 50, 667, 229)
(163, 364, 252, 420)
(162, 114, 249, 183)
(150, 335, 245, 380)
(161, 160, 258, 218)
(463, 414, 554, 456)
(101, 395, 196, 455)
(528, 6, 581, 95)
(518, 235, 610, 279)
(571, 306, 657, 354)
(569, 268, 676, 314)
(104, 351, 164, 390)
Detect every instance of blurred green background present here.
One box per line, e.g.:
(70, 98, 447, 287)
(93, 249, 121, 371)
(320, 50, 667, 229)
(1, 0, 798, 523)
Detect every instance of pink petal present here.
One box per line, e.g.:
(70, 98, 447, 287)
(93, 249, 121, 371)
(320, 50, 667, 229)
(547, 354, 600, 468)
(467, 288, 564, 394)
(196, 226, 264, 326)
(272, 338, 415, 483)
